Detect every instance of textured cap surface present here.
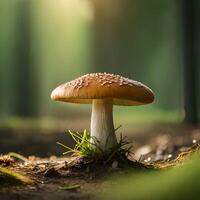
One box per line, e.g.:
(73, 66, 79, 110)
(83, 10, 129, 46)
(51, 73, 154, 106)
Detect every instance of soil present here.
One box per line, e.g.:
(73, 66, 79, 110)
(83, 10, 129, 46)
(1, 144, 199, 200)
(0, 155, 144, 200)
(1, 124, 200, 200)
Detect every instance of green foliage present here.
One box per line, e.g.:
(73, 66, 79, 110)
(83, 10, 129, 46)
(115, 107, 182, 125)
(100, 155, 200, 200)
(57, 129, 132, 162)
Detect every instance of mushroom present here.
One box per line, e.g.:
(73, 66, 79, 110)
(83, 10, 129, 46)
(51, 73, 154, 152)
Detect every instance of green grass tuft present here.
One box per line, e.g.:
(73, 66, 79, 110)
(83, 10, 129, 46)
(57, 129, 132, 163)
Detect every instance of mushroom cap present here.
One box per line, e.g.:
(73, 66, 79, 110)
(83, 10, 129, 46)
(51, 73, 154, 106)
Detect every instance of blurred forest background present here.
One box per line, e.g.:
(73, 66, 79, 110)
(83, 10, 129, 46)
(0, 2, 200, 199)
(0, 0, 199, 127)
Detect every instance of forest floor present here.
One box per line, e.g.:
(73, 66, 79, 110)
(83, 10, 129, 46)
(0, 123, 200, 200)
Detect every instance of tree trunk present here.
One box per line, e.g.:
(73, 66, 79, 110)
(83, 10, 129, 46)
(182, 0, 198, 125)
(14, 0, 38, 117)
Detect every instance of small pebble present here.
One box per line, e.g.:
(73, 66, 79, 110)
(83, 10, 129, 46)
(167, 154, 172, 159)
(192, 139, 197, 144)
(144, 157, 151, 162)
(112, 160, 118, 169)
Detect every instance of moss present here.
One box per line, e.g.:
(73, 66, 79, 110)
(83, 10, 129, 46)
(101, 154, 200, 200)
(0, 167, 32, 187)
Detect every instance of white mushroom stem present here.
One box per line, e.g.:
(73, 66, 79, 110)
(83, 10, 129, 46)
(90, 99, 117, 152)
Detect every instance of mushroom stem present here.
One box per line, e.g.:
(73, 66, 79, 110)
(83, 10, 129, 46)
(91, 99, 117, 152)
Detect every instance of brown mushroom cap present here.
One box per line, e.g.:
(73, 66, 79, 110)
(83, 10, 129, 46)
(51, 73, 154, 106)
